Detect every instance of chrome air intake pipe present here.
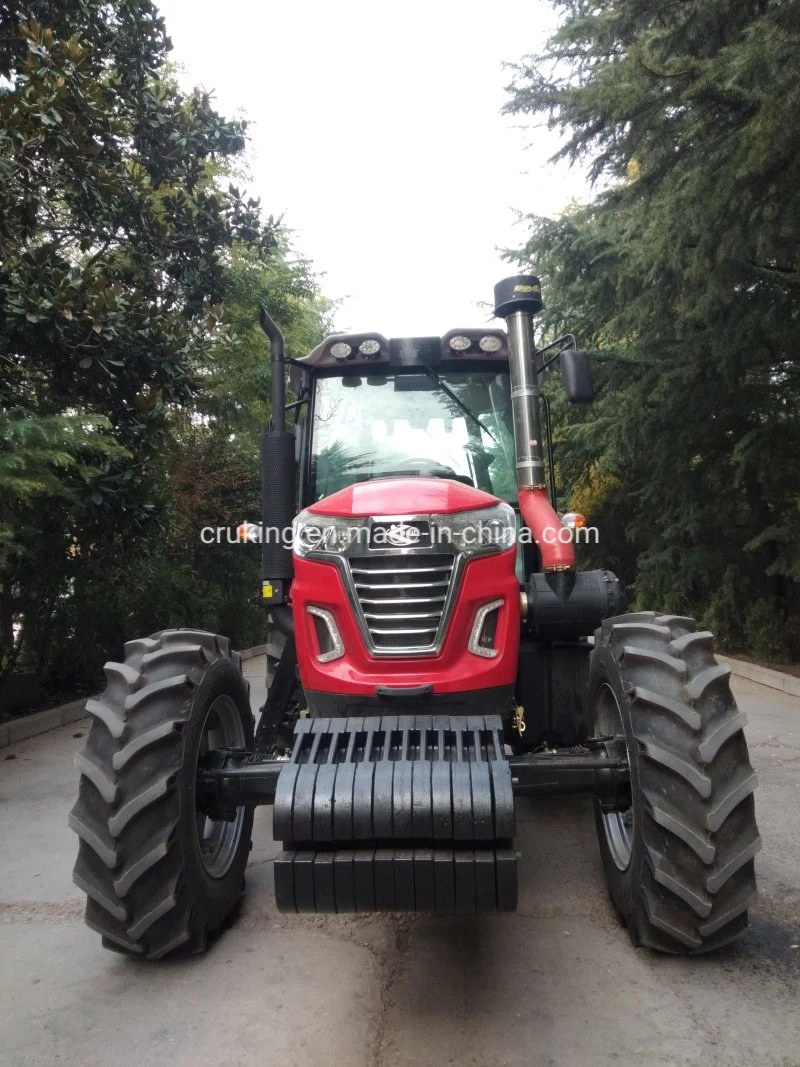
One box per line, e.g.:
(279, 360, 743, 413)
(494, 277, 576, 594)
(495, 278, 547, 491)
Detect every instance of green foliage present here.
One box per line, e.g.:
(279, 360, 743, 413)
(743, 598, 788, 663)
(506, 0, 800, 658)
(0, 409, 128, 562)
(0, 2, 329, 695)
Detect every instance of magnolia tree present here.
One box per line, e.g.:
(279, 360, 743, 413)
(0, 2, 329, 689)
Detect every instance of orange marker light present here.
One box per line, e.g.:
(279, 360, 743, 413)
(561, 512, 586, 530)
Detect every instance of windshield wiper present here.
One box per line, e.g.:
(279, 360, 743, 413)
(420, 366, 497, 443)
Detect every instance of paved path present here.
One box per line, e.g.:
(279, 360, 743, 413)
(0, 659, 798, 1066)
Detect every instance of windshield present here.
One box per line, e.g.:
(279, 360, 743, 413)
(309, 370, 517, 502)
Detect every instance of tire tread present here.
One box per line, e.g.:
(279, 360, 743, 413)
(592, 612, 760, 954)
(70, 628, 251, 960)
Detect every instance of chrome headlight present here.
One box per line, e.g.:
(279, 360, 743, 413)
(434, 503, 516, 555)
(293, 511, 368, 557)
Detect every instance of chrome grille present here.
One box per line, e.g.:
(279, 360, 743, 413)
(349, 553, 456, 651)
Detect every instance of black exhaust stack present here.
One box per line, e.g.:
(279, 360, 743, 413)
(259, 307, 295, 607)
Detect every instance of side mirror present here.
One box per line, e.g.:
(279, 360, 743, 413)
(560, 349, 594, 404)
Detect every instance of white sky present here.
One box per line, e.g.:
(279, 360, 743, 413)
(157, 0, 589, 337)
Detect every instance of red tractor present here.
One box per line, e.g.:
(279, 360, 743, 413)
(70, 276, 760, 958)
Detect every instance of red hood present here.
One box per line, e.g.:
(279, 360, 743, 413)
(309, 477, 499, 517)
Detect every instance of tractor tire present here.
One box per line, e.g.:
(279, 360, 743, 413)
(589, 612, 760, 954)
(69, 629, 254, 959)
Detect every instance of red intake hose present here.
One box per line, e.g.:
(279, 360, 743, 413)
(519, 487, 576, 572)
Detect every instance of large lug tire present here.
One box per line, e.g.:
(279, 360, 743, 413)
(589, 612, 761, 954)
(69, 629, 254, 960)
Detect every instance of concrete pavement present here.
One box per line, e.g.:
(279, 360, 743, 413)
(0, 660, 798, 1066)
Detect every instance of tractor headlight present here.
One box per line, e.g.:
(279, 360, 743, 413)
(434, 503, 516, 556)
(293, 511, 368, 557)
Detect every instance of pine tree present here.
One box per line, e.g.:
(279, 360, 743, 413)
(505, 0, 800, 658)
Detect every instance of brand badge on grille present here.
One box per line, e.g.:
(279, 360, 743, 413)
(369, 519, 432, 551)
(383, 522, 421, 547)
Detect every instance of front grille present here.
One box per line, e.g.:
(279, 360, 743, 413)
(349, 552, 456, 651)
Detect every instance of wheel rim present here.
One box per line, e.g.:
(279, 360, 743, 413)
(195, 694, 246, 879)
(596, 682, 634, 871)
